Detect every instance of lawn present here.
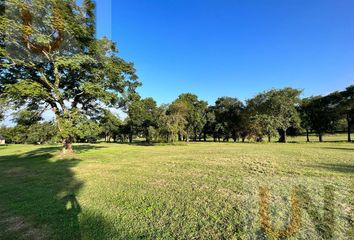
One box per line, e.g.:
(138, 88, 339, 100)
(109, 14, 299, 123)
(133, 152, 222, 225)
(0, 137, 353, 239)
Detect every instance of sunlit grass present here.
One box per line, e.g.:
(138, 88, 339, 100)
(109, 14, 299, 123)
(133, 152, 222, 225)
(0, 135, 353, 239)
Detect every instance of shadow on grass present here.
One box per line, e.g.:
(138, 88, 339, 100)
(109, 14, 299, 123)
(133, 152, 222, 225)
(0, 145, 115, 240)
(306, 163, 354, 175)
(320, 147, 354, 152)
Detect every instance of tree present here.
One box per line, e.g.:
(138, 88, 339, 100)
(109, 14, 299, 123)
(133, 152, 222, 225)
(239, 108, 251, 142)
(75, 117, 101, 143)
(167, 101, 189, 141)
(249, 114, 279, 142)
(299, 98, 313, 142)
(202, 106, 216, 142)
(26, 121, 57, 144)
(127, 97, 158, 143)
(214, 97, 244, 142)
(172, 93, 208, 141)
(333, 86, 354, 142)
(1, 0, 139, 153)
(247, 88, 302, 143)
(156, 105, 186, 142)
(100, 110, 122, 142)
(302, 96, 339, 142)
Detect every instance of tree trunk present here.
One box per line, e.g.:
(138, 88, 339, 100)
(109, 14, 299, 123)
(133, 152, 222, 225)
(62, 138, 73, 155)
(347, 113, 352, 142)
(278, 129, 287, 143)
(319, 134, 323, 142)
(306, 129, 310, 142)
(268, 134, 271, 143)
(129, 134, 133, 143)
(145, 129, 150, 143)
(242, 137, 245, 143)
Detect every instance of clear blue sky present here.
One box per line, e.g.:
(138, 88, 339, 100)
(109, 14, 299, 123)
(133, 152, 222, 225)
(96, 0, 354, 105)
(2, 0, 354, 126)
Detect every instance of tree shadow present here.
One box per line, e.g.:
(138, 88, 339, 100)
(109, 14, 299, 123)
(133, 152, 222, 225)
(306, 163, 354, 175)
(0, 144, 114, 240)
(320, 147, 354, 152)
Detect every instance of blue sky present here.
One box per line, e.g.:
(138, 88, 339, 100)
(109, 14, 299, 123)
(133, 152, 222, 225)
(2, 0, 354, 125)
(96, 0, 354, 105)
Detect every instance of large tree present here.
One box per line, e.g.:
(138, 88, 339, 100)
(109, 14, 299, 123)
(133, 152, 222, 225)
(247, 88, 302, 143)
(0, 0, 139, 153)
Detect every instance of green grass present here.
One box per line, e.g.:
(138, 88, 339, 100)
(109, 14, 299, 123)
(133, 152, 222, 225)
(0, 136, 353, 239)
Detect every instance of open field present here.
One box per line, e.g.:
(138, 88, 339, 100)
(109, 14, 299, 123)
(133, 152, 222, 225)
(0, 136, 353, 239)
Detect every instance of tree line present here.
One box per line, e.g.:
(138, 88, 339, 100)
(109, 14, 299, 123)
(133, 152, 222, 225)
(0, 0, 353, 153)
(1, 85, 353, 145)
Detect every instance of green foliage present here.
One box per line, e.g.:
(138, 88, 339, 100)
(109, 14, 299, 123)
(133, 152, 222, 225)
(11, 108, 43, 126)
(0, 0, 139, 151)
(0, 121, 56, 144)
(214, 97, 244, 141)
(172, 93, 208, 141)
(26, 122, 57, 144)
(247, 88, 302, 142)
(127, 97, 158, 142)
(156, 105, 187, 142)
(99, 110, 122, 142)
(300, 96, 341, 141)
(248, 114, 279, 142)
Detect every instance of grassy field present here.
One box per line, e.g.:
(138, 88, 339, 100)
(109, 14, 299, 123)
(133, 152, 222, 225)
(0, 136, 353, 239)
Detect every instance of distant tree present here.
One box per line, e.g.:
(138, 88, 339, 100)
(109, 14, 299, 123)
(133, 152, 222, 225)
(214, 97, 244, 142)
(100, 110, 122, 142)
(75, 117, 101, 143)
(167, 101, 189, 141)
(201, 106, 216, 142)
(302, 96, 339, 142)
(26, 122, 57, 144)
(128, 97, 158, 143)
(249, 114, 279, 142)
(239, 108, 251, 142)
(173, 93, 208, 141)
(156, 105, 186, 142)
(299, 98, 313, 142)
(1, 0, 139, 153)
(247, 88, 302, 143)
(115, 119, 133, 143)
(333, 86, 354, 142)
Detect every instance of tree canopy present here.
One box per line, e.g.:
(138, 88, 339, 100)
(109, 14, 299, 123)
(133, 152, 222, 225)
(0, 0, 139, 153)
